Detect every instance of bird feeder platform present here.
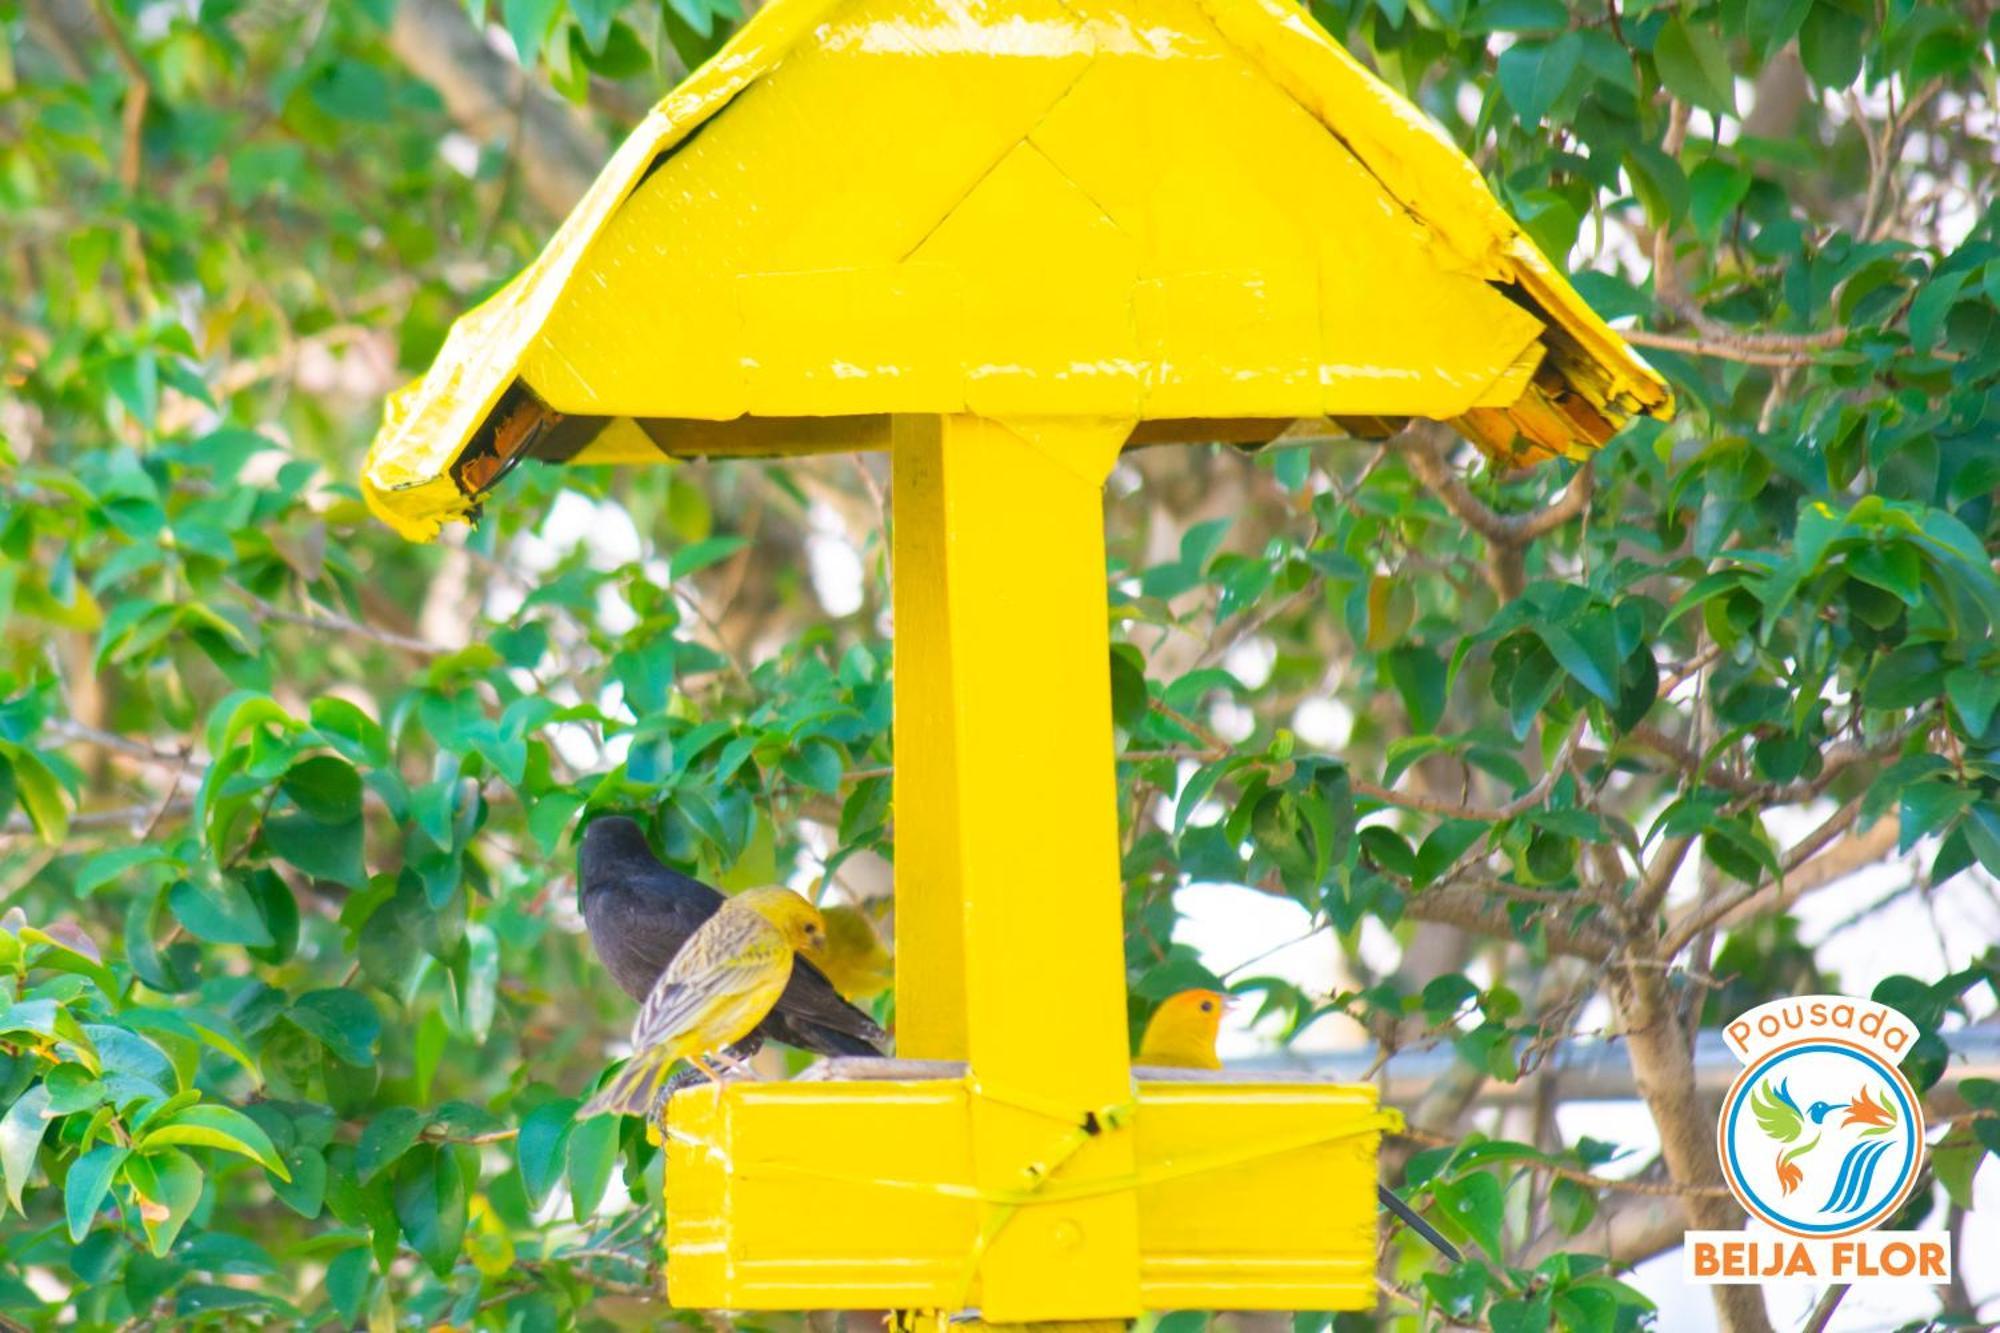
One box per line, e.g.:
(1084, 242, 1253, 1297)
(362, 0, 1668, 1319)
(668, 1060, 1395, 1312)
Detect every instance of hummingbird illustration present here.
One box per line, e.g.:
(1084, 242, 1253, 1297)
(1749, 1077, 1901, 1207)
(1750, 1078, 1822, 1196)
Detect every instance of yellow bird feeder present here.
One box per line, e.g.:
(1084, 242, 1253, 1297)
(363, 0, 1668, 1319)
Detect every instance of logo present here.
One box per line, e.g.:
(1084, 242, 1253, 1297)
(1686, 996, 1949, 1285)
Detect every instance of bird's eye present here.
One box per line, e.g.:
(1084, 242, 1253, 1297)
(1200, 1000, 1215, 1013)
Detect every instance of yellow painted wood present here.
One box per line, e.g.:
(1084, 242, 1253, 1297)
(889, 416, 968, 1064)
(665, 1074, 1395, 1311)
(944, 417, 1138, 1319)
(891, 416, 1139, 1318)
(359, 0, 1669, 542)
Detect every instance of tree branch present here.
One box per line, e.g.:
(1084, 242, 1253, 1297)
(1397, 427, 1594, 600)
(1661, 809, 1898, 956)
(1611, 957, 1774, 1333)
(1621, 327, 1843, 368)
(240, 591, 451, 658)
(1398, 881, 1619, 962)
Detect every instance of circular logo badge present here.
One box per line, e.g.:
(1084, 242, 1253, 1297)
(1718, 1038, 1923, 1238)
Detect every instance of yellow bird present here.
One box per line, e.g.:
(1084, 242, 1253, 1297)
(581, 886, 828, 1119)
(1135, 988, 1228, 1069)
(1134, 987, 1465, 1264)
(815, 903, 893, 1002)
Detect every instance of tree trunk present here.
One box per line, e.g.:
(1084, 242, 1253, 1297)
(1615, 961, 1775, 1333)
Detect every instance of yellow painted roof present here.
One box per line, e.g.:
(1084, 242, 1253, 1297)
(363, 0, 1669, 541)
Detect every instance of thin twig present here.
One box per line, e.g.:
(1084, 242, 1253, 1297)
(1623, 327, 1838, 368)
(1660, 798, 1877, 956)
(1802, 1283, 1849, 1333)
(1395, 1127, 1731, 1198)
(240, 590, 448, 657)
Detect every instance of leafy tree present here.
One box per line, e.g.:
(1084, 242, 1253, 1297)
(1, 1, 1997, 1330)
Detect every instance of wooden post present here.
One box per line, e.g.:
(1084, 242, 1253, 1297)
(891, 414, 1139, 1318)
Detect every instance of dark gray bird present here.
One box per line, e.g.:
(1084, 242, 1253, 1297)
(578, 815, 889, 1070)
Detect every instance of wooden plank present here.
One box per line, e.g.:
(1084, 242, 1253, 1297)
(897, 415, 1140, 1318)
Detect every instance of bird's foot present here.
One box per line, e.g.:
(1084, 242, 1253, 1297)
(714, 1050, 761, 1081)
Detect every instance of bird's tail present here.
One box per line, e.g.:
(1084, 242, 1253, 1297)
(581, 1047, 681, 1120)
(802, 1022, 889, 1058)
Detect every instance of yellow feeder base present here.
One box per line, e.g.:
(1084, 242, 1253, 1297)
(664, 1065, 1398, 1317)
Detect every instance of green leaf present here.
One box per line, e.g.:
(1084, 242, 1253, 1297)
(414, 1010, 449, 1106)
(205, 691, 296, 757)
(324, 1246, 372, 1324)
(1467, 0, 1566, 31)
(1382, 646, 1446, 733)
(1415, 820, 1486, 888)
(1961, 803, 2000, 879)
(126, 1148, 204, 1257)
(1491, 1295, 1555, 1333)
(265, 810, 365, 886)
(392, 1145, 468, 1278)
(516, 1099, 579, 1209)
(567, 1113, 620, 1223)
(65, 1142, 127, 1241)
(309, 697, 389, 765)
(1537, 608, 1620, 706)
(1654, 17, 1736, 115)
(359, 1106, 428, 1184)
(1900, 782, 1974, 853)
(501, 0, 560, 63)
(262, 755, 368, 885)
(1799, 0, 1867, 87)
(0, 1084, 52, 1214)
(281, 754, 363, 823)
(0, 998, 96, 1063)
(1747, 0, 1813, 56)
(1947, 666, 2000, 738)
(43, 1063, 105, 1115)
(1687, 159, 1751, 238)
(779, 739, 843, 794)
(458, 923, 499, 1044)
(287, 989, 381, 1067)
(308, 59, 392, 123)
(670, 534, 750, 580)
(1434, 1169, 1506, 1261)
(1496, 31, 1582, 124)
(1930, 1133, 1983, 1210)
(138, 1104, 290, 1179)
(271, 1144, 327, 1219)
(108, 352, 160, 428)
(839, 775, 892, 846)
(1625, 145, 1690, 230)
(0, 744, 68, 845)
(73, 845, 175, 897)
(528, 789, 586, 854)
(570, 0, 618, 50)
(167, 876, 274, 947)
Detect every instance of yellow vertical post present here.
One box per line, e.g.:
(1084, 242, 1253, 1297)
(891, 418, 969, 1061)
(892, 414, 1140, 1319)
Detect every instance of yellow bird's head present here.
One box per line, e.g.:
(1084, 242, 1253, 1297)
(817, 903, 893, 1001)
(734, 886, 829, 957)
(1136, 988, 1230, 1070)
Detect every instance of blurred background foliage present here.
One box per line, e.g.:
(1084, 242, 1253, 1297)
(2, 0, 1999, 1329)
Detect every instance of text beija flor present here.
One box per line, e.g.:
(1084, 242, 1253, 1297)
(1686, 1233, 1948, 1283)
